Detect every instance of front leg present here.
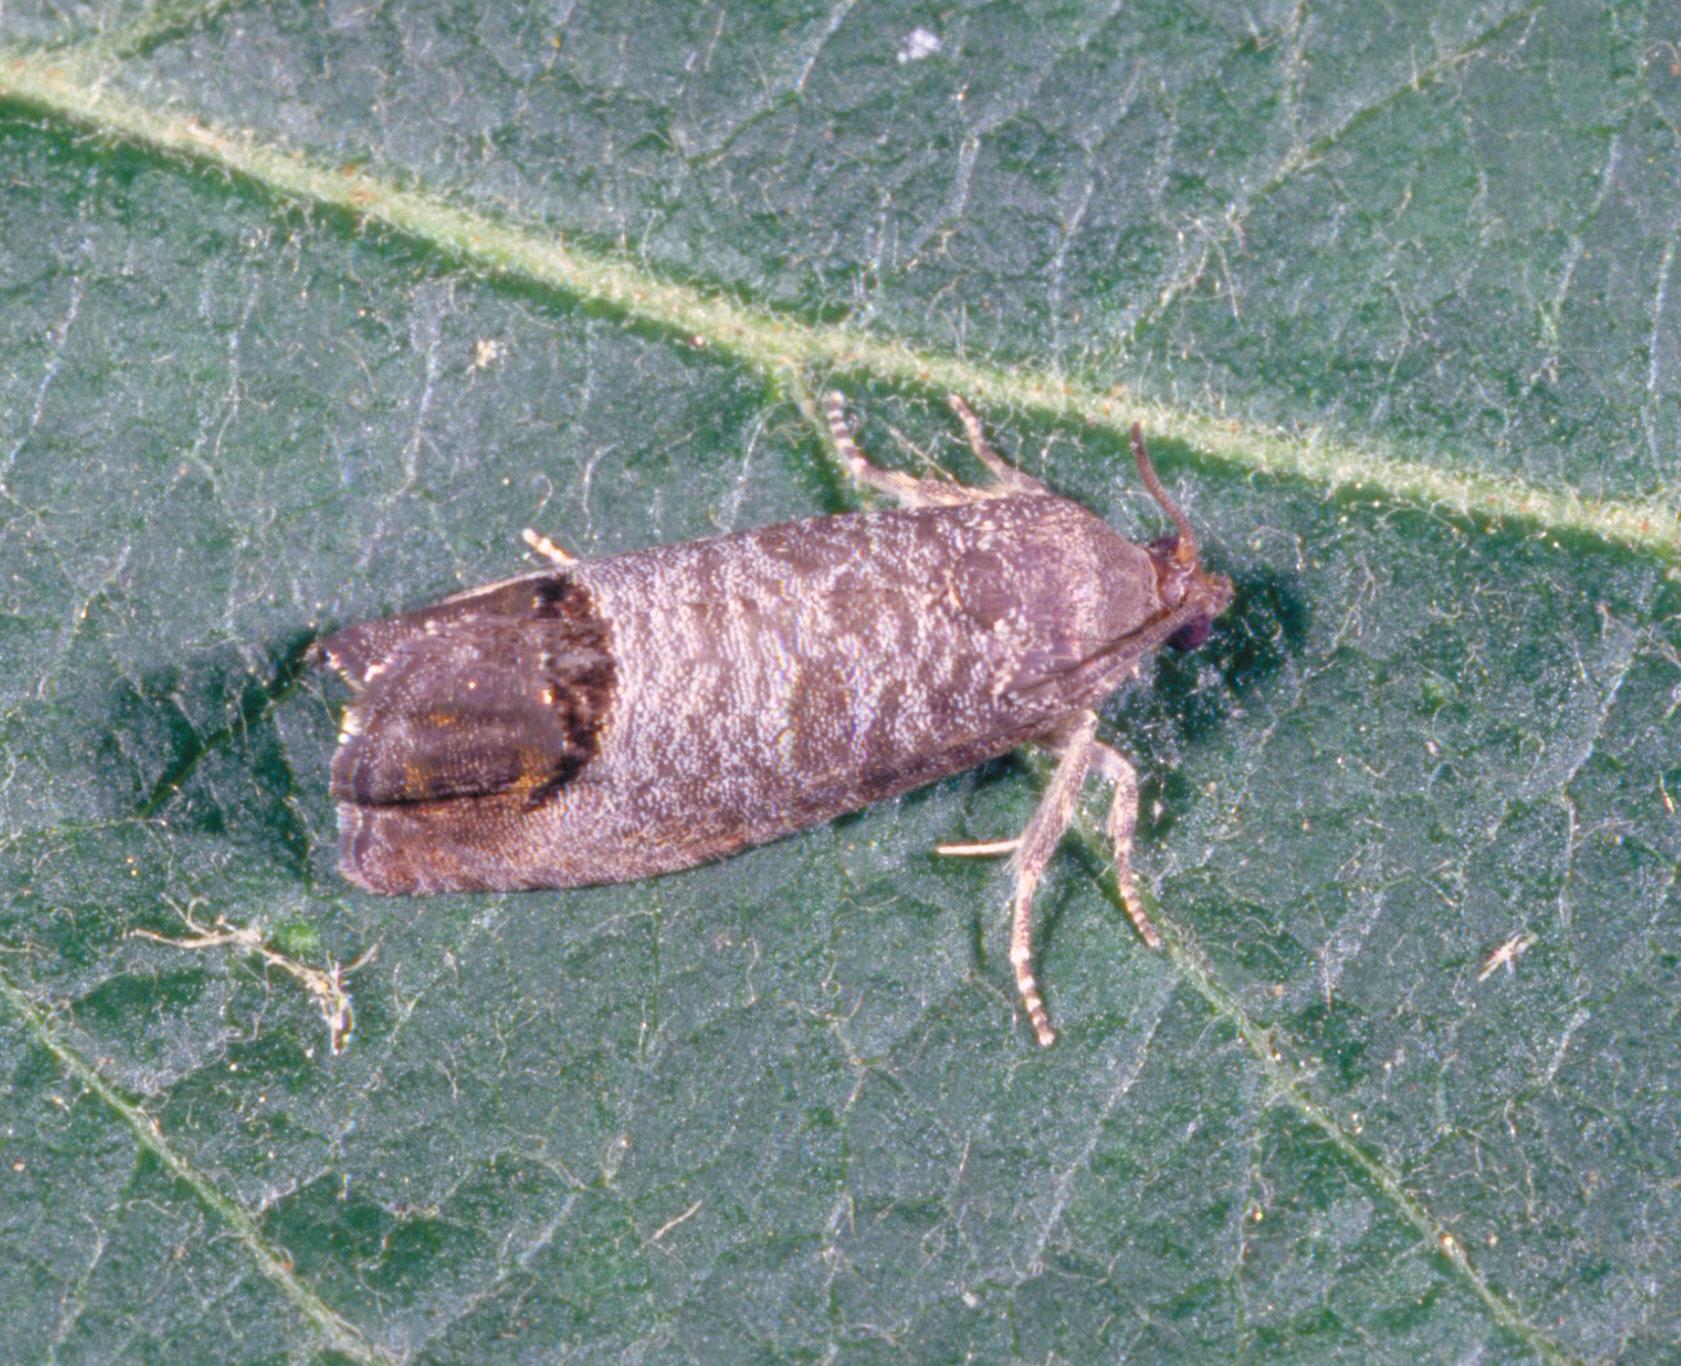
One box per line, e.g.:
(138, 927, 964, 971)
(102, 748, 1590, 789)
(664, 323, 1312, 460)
(1086, 739, 1159, 948)
(1002, 711, 1101, 1046)
(936, 714, 1159, 1044)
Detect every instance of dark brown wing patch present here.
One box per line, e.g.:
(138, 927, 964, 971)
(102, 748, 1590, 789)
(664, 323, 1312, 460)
(321, 574, 615, 809)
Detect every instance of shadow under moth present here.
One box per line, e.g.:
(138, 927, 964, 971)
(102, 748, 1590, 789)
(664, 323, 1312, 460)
(314, 394, 1232, 1045)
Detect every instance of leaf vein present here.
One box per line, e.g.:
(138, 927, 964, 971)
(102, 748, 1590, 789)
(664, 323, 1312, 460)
(0, 49, 1674, 560)
(0, 968, 393, 1363)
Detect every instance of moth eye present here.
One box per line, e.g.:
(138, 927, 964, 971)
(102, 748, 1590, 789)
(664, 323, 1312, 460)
(1167, 615, 1212, 651)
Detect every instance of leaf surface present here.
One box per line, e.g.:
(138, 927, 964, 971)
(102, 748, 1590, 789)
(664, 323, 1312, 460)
(1, 3, 1677, 1360)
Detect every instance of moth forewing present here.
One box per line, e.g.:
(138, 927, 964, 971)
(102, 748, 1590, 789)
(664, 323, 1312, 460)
(316, 395, 1232, 1045)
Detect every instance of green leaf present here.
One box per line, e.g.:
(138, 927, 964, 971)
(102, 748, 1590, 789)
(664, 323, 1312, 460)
(2, 3, 1677, 1361)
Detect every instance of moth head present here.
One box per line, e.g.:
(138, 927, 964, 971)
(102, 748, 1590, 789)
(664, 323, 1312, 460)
(1131, 424, 1234, 651)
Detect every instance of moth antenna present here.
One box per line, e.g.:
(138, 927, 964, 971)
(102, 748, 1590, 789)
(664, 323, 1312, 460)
(1129, 423, 1198, 567)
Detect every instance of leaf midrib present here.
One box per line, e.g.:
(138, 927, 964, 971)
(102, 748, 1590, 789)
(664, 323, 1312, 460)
(0, 44, 1675, 564)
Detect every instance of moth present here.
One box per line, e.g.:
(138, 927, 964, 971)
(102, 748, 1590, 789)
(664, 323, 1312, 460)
(314, 395, 1232, 1045)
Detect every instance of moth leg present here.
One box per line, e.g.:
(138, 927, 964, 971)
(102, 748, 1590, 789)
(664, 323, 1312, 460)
(946, 394, 1052, 495)
(521, 528, 577, 566)
(936, 836, 1022, 857)
(823, 392, 977, 508)
(1088, 740, 1161, 949)
(1004, 710, 1100, 1047)
(935, 718, 1161, 1042)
